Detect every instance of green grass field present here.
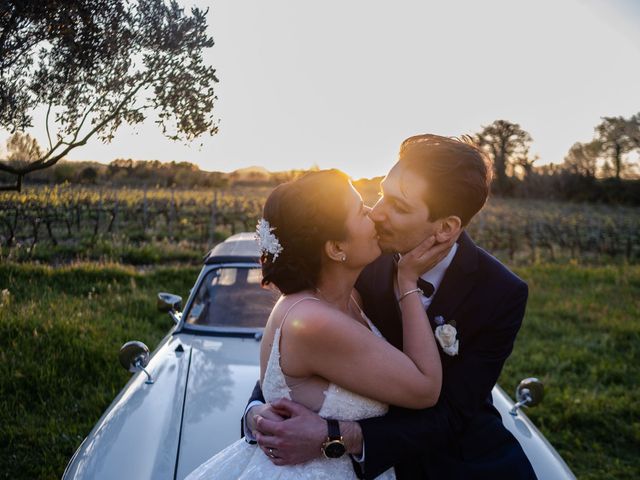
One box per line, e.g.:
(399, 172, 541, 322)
(1, 262, 639, 479)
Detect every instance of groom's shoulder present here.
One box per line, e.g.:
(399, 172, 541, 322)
(356, 254, 395, 292)
(363, 253, 396, 277)
(473, 242, 527, 293)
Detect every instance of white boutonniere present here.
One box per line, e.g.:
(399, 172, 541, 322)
(434, 315, 459, 356)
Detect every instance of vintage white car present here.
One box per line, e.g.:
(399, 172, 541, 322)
(63, 233, 576, 479)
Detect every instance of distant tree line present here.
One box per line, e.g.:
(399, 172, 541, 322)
(2, 116, 640, 203)
(0, 154, 226, 188)
(0, 147, 313, 189)
(474, 115, 640, 204)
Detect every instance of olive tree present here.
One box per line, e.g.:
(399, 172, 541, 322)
(0, 0, 218, 191)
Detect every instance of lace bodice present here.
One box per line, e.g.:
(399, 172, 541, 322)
(185, 297, 395, 480)
(262, 299, 388, 421)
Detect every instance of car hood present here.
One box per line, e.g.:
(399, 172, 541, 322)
(64, 331, 191, 479)
(63, 331, 262, 480)
(174, 333, 262, 479)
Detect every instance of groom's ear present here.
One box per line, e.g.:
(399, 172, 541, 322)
(435, 216, 462, 243)
(323, 240, 346, 263)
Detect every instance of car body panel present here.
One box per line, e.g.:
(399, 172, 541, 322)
(493, 386, 576, 479)
(174, 334, 262, 479)
(63, 333, 190, 480)
(203, 232, 260, 265)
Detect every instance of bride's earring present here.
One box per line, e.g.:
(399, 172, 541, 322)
(341, 255, 347, 262)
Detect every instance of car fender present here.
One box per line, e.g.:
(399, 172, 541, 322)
(63, 333, 191, 480)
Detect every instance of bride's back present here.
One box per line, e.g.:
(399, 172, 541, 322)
(260, 295, 331, 412)
(260, 293, 387, 420)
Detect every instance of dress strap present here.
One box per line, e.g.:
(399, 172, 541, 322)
(278, 296, 321, 330)
(349, 294, 365, 316)
(350, 294, 377, 332)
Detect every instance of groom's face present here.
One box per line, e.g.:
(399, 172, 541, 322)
(370, 163, 439, 254)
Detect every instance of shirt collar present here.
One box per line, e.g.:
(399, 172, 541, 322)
(420, 242, 458, 294)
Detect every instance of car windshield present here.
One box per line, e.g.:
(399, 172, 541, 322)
(184, 266, 280, 329)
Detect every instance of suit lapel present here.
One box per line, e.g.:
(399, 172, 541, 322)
(363, 233, 479, 348)
(378, 256, 404, 349)
(426, 231, 479, 328)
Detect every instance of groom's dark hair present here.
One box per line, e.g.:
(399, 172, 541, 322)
(398, 134, 492, 226)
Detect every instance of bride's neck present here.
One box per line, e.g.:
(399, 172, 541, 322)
(315, 264, 361, 314)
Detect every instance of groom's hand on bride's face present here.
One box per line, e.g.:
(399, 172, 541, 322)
(254, 398, 326, 466)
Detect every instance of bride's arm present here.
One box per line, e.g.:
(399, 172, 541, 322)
(283, 308, 438, 409)
(394, 235, 447, 398)
(280, 237, 447, 409)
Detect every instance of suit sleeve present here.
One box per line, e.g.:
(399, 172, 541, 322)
(355, 281, 528, 479)
(240, 380, 266, 438)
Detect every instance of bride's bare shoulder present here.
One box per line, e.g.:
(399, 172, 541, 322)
(270, 293, 347, 335)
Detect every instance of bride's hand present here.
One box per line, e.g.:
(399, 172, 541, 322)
(247, 403, 285, 436)
(397, 234, 459, 290)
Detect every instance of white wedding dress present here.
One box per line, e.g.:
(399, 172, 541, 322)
(185, 297, 396, 480)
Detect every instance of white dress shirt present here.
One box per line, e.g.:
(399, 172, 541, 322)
(416, 242, 458, 308)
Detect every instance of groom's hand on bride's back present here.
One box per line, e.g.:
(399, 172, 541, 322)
(253, 398, 326, 465)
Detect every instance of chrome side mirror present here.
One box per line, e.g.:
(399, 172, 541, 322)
(509, 377, 544, 416)
(157, 292, 183, 324)
(157, 292, 182, 312)
(119, 341, 154, 384)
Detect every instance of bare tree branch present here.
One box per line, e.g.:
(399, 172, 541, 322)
(0, 80, 148, 186)
(45, 101, 53, 151)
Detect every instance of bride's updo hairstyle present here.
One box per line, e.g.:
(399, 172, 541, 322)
(261, 169, 352, 295)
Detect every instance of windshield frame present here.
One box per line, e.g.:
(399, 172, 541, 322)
(177, 261, 277, 337)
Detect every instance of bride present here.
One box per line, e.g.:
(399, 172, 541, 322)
(186, 169, 449, 479)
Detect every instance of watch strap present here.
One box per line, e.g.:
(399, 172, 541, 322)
(326, 419, 340, 439)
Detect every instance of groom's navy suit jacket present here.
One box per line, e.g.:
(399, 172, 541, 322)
(246, 232, 536, 479)
(352, 232, 536, 480)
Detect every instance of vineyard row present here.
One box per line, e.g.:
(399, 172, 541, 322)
(1, 187, 639, 263)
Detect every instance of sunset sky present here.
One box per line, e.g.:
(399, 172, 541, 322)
(15, 0, 640, 179)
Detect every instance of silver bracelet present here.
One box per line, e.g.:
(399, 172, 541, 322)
(398, 288, 422, 302)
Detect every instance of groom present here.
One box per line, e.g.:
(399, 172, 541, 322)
(244, 134, 537, 479)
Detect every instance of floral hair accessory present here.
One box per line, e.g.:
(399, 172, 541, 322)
(255, 218, 284, 261)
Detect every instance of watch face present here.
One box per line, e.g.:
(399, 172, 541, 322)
(324, 440, 346, 458)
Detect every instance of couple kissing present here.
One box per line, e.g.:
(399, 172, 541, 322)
(186, 134, 537, 480)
